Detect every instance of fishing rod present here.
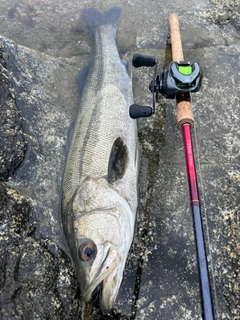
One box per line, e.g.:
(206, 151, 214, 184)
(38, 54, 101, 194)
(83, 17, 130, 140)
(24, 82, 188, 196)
(129, 14, 214, 320)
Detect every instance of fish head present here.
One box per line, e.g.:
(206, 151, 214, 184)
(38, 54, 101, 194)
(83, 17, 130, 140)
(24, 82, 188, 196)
(75, 236, 121, 311)
(65, 177, 135, 312)
(72, 207, 132, 312)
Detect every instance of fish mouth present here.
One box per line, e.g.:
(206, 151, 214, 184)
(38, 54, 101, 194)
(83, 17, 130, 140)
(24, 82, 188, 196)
(83, 249, 121, 312)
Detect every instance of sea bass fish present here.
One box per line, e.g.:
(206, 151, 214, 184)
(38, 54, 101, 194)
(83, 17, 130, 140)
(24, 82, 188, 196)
(61, 7, 140, 312)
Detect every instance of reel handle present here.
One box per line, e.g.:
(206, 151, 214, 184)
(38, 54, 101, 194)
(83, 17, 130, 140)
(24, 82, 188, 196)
(132, 53, 156, 68)
(169, 14, 194, 128)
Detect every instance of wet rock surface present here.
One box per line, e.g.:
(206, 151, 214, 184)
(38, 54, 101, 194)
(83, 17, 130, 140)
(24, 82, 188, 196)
(205, 0, 240, 30)
(0, 0, 239, 319)
(0, 43, 26, 181)
(0, 183, 80, 319)
(0, 35, 81, 319)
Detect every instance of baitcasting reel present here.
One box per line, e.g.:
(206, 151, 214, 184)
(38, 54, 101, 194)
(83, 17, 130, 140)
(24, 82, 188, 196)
(129, 53, 202, 119)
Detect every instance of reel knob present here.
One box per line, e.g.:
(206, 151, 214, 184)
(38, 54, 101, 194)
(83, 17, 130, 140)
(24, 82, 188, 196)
(132, 53, 157, 68)
(129, 104, 153, 119)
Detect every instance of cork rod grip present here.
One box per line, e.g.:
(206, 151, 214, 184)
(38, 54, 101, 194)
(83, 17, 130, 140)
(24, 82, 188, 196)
(169, 14, 194, 129)
(169, 13, 184, 62)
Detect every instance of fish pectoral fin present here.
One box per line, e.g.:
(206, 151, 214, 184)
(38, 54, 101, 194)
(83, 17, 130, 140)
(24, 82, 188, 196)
(108, 137, 129, 184)
(121, 59, 132, 79)
(76, 60, 93, 98)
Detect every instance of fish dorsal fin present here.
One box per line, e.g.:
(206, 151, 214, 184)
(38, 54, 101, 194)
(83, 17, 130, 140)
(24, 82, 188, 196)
(108, 137, 129, 184)
(76, 60, 92, 97)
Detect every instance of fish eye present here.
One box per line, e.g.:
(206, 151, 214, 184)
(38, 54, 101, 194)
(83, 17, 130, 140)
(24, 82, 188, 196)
(78, 241, 96, 261)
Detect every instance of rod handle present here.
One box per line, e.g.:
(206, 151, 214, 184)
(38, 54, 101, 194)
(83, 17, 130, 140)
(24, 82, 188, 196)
(177, 101, 194, 129)
(169, 13, 184, 62)
(169, 14, 194, 128)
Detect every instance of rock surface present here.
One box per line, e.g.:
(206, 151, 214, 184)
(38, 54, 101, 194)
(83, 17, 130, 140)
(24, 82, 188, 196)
(0, 0, 239, 319)
(0, 183, 80, 319)
(0, 43, 26, 181)
(0, 38, 81, 319)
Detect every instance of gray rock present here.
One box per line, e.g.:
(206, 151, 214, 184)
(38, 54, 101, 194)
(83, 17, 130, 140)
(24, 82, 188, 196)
(204, 0, 240, 29)
(0, 183, 80, 319)
(0, 0, 240, 319)
(0, 37, 81, 319)
(0, 43, 26, 181)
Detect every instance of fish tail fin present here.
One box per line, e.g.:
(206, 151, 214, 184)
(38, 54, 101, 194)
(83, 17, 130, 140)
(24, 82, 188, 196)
(82, 7, 122, 38)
